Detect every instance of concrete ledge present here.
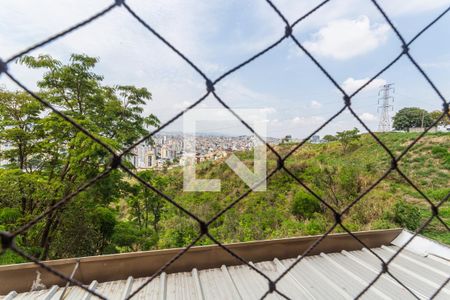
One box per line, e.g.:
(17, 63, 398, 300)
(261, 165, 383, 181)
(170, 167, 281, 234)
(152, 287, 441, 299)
(0, 228, 402, 294)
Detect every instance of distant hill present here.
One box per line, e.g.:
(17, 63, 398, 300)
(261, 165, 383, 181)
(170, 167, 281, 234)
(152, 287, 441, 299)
(149, 132, 450, 248)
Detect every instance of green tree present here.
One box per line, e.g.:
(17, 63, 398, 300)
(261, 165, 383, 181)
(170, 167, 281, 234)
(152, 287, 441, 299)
(291, 190, 321, 219)
(111, 222, 140, 251)
(0, 54, 159, 259)
(91, 206, 117, 253)
(336, 128, 360, 153)
(0, 89, 43, 171)
(128, 170, 168, 233)
(322, 134, 337, 142)
(390, 200, 421, 230)
(430, 110, 450, 126)
(392, 107, 433, 131)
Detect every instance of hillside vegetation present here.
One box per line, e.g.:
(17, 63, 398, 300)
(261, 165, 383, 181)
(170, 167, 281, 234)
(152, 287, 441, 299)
(2, 132, 449, 264)
(2, 53, 447, 264)
(136, 132, 450, 249)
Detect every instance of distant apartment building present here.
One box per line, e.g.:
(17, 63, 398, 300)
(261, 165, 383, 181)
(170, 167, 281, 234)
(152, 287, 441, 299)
(145, 151, 156, 168)
(310, 135, 321, 144)
(129, 134, 279, 170)
(281, 135, 292, 143)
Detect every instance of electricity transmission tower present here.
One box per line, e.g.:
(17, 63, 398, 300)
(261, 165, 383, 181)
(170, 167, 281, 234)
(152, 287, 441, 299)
(378, 83, 394, 132)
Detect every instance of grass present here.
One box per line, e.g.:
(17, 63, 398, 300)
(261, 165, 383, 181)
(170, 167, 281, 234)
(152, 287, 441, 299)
(141, 131, 450, 248)
(254, 132, 450, 244)
(419, 203, 450, 245)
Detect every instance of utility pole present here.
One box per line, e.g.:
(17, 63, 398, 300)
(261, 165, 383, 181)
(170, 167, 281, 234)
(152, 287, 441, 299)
(421, 110, 425, 129)
(378, 83, 394, 132)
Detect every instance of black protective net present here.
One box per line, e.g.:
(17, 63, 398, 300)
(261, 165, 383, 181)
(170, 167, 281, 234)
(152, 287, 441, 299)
(0, 1, 449, 299)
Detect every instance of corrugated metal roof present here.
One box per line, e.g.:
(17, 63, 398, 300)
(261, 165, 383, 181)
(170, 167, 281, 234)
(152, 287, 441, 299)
(2, 245, 449, 300)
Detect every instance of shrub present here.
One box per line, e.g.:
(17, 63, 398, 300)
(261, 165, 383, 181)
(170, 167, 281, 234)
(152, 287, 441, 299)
(111, 222, 140, 249)
(350, 190, 388, 225)
(0, 208, 21, 224)
(303, 214, 327, 235)
(91, 207, 117, 241)
(0, 250, 28, 265)
(336, 128, 360, 153)
(291, 190, 321, 219)
(339, 165, 361, 199)
(323, 135, 337, 142)
(392, 200, 421, 230)
(371, 219, 397, 230)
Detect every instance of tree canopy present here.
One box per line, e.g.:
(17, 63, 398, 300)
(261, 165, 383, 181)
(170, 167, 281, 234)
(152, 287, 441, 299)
(1, 55, 449, 263)
(430, 110, 450, 127)
(322, 134, 337, 142)
(336, 127, 360, 153)
(392, 107, 433, 131)
(0, 54, 159, 261)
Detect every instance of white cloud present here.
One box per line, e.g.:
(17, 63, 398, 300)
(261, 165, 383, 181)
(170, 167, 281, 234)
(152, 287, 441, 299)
(260, 107, 277, 114)
(310, 100, 322, 109)
(264, 115, 328, 138)
(303, 16, 390, 60)
(0, 0, 225, 125)
(342, 77, 386, 94)
(217, 79, 278, 106)
(271, 0, 450, 35)
(291, 116, 325, 125)
(382, 0, 450, 16)
(1, 0, 447, 138)
(360, 112, 377, 122)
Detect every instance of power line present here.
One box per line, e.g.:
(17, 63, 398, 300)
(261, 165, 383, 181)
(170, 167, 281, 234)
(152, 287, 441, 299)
(377, 83, 394, 132)
(1, 1, 449, 299)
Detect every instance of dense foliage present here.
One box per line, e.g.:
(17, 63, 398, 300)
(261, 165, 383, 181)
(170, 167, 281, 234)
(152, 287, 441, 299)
(393, 107, 433, 131)
(391, 200, 421, 231)
(1, 55, 449, 264)
(0, 54, 159, 263)
(430, 110, 450, 126)
(125, 132, 450, 249)
(335, 127, 361, 153)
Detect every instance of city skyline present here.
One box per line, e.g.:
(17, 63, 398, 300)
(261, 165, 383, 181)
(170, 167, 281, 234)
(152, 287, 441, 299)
(129, 133, 280, 170)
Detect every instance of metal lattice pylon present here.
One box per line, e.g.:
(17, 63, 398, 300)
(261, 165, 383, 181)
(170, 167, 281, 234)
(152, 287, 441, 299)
(377, 83, 394, 132)
(0, 0, 450, 299)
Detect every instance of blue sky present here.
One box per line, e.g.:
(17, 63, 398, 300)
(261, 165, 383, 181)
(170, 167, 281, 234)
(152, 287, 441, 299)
(1, 0, 450, 138)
